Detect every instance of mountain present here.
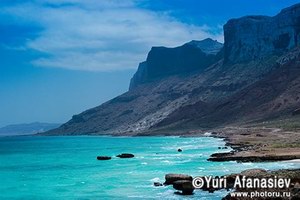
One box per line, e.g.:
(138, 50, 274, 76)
(46, 3, 300, 135)
(187, 38, 223, 55)
(154, 48, 300, 130)
(0, 122, 61, 136)
(129, 38, 223, 90)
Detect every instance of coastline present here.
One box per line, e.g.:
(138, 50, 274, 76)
(6, 131, 300, 199)
(37, 124, 300, 163)
(207, 126, 300, 163)
(147, 127, 300, 199)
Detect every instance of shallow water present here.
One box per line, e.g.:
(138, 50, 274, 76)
(0, 136, 299, 199)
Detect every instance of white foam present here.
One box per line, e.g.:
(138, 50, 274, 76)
(150, 177, 160, 182)
(204, 132, 212, 136)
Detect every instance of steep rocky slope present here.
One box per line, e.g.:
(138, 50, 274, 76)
(46, 3, 300, 135)
(154, 48, 300, 131)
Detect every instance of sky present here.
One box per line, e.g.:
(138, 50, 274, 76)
(0, 0, 299, 127)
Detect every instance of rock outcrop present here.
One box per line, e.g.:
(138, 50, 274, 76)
(172, 180, 194, 195)
(224, 3, 300, 63)
(164, 174, 193, 185)
(129, 38, 223, 90)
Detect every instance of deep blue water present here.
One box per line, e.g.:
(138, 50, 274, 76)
(0, 136, 299, 199)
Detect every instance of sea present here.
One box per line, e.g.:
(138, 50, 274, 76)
(0, 136, 299, 199)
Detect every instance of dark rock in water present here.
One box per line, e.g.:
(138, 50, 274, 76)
(222, 147, 228, 149)
(116, 153, 134, 158)
(210, 152, 234, 157)
(218, 147, 221, 149)
(97, 156, 111, 160)
(177, 148, 182, 152)
(208, 188, 216, 193)
(164, 174, 193, 185)
(153, 182, 163, 187)
(173, 180, 194, 195)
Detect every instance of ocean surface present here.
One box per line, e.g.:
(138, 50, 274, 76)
(0, 136, 299, 200)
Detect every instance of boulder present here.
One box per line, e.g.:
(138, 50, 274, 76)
(173, 180, 194, 195)
(178, 148, 182, 152)
(97, 156, 111, 160)
(153, 182, 163, 187)
(116, 153, 134, 158)
(164, 174, 193, 185)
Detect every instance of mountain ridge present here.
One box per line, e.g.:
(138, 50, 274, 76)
(0, 122, 61, 136)
(45, 3, 300, 136)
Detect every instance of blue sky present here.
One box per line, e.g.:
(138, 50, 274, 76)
(0, 0, 299, 127)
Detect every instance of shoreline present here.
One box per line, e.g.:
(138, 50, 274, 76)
(207, 126, 300, 163)
(7, 130, 300, 199)
(35, 125, 300, 163)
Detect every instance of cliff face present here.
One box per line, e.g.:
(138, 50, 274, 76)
(129, 38, 223, 90)
(224, 3, 300, 63)
(46, 3, 300, 135)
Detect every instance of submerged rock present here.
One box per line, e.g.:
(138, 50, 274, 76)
(173, 180, 194, 195)
(164, 174, 193, 185)
(153, 182, 163, 187)
(116, 153, 134, 158)
(178, 148, 182, 152)
(97, 156, 111, 160)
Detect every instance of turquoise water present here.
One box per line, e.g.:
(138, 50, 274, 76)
(0, 136, 299, 200)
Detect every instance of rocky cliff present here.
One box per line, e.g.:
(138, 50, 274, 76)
(45, 3, 300, 135)
(224, 3, 300, 63)
(129, 38, 223, 90)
